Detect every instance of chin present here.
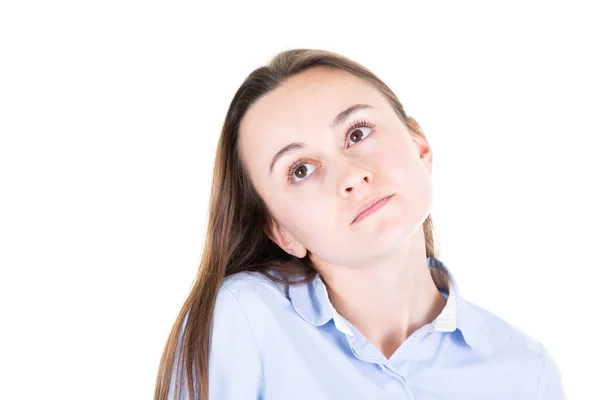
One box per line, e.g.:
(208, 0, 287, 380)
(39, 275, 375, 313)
(376, 210, 426, 242)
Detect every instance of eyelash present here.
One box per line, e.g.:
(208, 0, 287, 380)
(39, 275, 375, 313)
(285, 119, 376, 185)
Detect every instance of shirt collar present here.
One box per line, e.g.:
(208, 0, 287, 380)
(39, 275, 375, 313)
(430, 257, 496, 353)
(288, 256, 493, 352)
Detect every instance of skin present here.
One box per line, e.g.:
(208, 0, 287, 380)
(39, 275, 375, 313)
(238, 66, 447, 359)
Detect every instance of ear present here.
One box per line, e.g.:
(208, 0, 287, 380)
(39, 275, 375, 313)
(406, 116, 433, 175)
(264, 218, 308, 258)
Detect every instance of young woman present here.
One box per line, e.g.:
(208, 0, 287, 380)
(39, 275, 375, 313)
(154, 48, 565, 400)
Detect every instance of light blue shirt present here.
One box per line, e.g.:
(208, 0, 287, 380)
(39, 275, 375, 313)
(170, 257, 565, 399)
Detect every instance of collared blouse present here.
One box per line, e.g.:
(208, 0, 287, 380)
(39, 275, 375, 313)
(169, 257, 565, 399)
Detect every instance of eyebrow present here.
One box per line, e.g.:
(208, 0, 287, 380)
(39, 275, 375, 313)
(268, 103, 375, 175)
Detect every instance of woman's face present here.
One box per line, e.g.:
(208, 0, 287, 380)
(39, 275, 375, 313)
(238, 66, 434, 268)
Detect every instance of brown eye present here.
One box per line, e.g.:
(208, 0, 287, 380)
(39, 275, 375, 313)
(287, 161, 317, 184)
(295, 165, 307, 178)
(348, 126, 372, 145)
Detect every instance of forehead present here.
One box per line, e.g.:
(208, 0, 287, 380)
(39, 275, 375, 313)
(243, 67, 384, 131)
(239, 67, 388, 170)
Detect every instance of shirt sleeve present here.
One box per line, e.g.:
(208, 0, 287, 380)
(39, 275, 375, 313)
(208, 286, 263, 399)
(535, 341, 566, 400)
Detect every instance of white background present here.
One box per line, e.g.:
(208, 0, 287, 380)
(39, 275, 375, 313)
(1, 1, 598, 399)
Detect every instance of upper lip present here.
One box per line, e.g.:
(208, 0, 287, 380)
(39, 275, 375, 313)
(352, 194, 393, 223)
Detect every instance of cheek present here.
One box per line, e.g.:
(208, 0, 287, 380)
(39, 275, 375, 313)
(279, 199, 337, 244)
(289, 201, 333, 229)
(273, 196, 320, 226)
(373, 143, 433, 204)
(370, 143, 412, 181)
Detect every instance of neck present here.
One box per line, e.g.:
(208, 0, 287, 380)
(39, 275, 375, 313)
(316, 237, 448, 359)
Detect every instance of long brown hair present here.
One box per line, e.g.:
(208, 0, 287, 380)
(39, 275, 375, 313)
(154, 48, 442, 400)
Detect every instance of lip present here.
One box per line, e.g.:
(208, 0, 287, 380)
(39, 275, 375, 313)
(352, 194, 393, 224)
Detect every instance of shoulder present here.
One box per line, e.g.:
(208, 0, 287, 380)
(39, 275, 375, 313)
(221, 270, 282, 293)
(213, 271, 289, 328)
(462, 301, 566, 397)
(464, 300, 544, 355)
(219, 271, 287, 304)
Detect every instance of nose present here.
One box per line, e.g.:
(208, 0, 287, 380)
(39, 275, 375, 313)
(338, 162, 374, 197)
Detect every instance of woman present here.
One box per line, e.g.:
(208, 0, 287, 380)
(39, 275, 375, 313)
(154, 48, 565, 400)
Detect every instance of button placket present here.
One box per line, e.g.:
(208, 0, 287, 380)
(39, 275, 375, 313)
(348, 336, 381, 365)
(381, 371, 413, 400)
(378, 361, 405, 381)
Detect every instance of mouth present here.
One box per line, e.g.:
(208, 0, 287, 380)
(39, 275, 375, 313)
(352, 194, 393, 224)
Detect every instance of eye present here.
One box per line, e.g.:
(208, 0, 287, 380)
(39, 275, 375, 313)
(348, 125, 373, 146)
(286, 159, 317, 184)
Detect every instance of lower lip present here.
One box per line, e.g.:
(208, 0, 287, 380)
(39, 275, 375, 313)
(353, 196, 392, 224)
